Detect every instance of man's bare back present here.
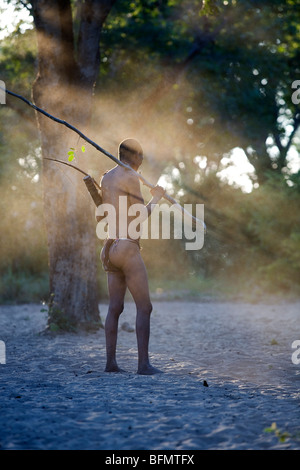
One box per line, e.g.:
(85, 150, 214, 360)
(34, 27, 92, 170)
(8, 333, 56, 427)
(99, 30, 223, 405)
(101, 165, 145, 240)
(99, 139, 165, 375)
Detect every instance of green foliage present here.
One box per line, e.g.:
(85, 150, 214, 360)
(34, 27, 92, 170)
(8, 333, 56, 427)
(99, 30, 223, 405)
(0, 26, 36, 84)
(0, 0, 299, 303)
(0, 27, 38, 182)
(0, 27, 47, 303)
(241, 176, 300, 292)
(67, 148, 75, 161)
(0, 174, 49, 303)
(264, 422, 290, 443)
(67, 145, 85, 161)
(172, 169, 300, 296)
(100, 0, 300, 182)
(0, 269, 49, 303)
(47, 295, 77, 332)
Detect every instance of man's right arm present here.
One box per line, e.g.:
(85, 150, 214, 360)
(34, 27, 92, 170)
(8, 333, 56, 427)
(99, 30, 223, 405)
(127, 172, 165, 217)
(146, 185, 166, 217)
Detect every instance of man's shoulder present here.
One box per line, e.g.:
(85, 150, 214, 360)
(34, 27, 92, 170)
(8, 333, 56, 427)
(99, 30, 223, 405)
(124, 167, 140, 183)
(102, 167, 116, 177)
(101, 165, 139, 187)
(101, 166, 118, 182)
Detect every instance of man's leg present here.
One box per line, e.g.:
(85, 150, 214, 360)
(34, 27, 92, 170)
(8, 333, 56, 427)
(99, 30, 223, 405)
(124, 254, 162, 375)
(105, 272, 127, 372)
(109, 240, 162, 374)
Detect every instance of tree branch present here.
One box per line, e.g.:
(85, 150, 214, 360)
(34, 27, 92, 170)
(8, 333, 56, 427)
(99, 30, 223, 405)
(285, 109, 300, 152)
(2, 86, 205, 230)
(18, 0, 32, 13)
(77, 0, 117, 88)
(31, 0, 78, 84)
(274, 107, 300, 169)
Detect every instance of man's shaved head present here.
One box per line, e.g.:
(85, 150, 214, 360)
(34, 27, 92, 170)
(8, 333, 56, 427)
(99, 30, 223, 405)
(118, 138, 143, 168)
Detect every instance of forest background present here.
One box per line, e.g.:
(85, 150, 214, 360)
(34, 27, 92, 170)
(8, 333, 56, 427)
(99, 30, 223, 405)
(0, 0, 299, 309)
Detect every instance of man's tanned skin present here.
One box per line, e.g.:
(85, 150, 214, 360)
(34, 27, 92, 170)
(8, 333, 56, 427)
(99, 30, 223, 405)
(100, 139, 165, 375)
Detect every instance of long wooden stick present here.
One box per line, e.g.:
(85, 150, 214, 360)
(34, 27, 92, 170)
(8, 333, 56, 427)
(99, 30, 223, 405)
(44, 157, 103, 206)
(43, 156, 102, 191)
(1, 86, 205, 230)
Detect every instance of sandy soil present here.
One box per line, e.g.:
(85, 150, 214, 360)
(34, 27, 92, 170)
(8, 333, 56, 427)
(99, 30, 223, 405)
(0, 300, 299, 450)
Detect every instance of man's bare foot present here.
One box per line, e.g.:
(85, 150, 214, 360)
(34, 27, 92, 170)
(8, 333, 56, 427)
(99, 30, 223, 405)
(105, 363, 126, 373)
(137, 365, 163, 375)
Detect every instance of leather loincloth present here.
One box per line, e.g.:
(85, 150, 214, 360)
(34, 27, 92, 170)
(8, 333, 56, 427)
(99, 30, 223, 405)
(102, 238, 140, 274)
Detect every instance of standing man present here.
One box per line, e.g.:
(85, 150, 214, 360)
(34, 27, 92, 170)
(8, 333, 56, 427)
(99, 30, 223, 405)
(98, 139, 165, 375)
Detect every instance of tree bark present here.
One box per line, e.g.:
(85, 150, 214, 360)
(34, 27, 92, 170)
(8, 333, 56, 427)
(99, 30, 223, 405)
(30, 0, 116, 330)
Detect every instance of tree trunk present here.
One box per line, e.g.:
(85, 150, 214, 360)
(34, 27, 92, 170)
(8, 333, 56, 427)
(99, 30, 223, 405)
(31, 0, 116, 330)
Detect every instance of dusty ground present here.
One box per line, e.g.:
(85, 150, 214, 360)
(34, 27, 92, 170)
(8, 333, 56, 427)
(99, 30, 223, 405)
(0, 300, 299, 450)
